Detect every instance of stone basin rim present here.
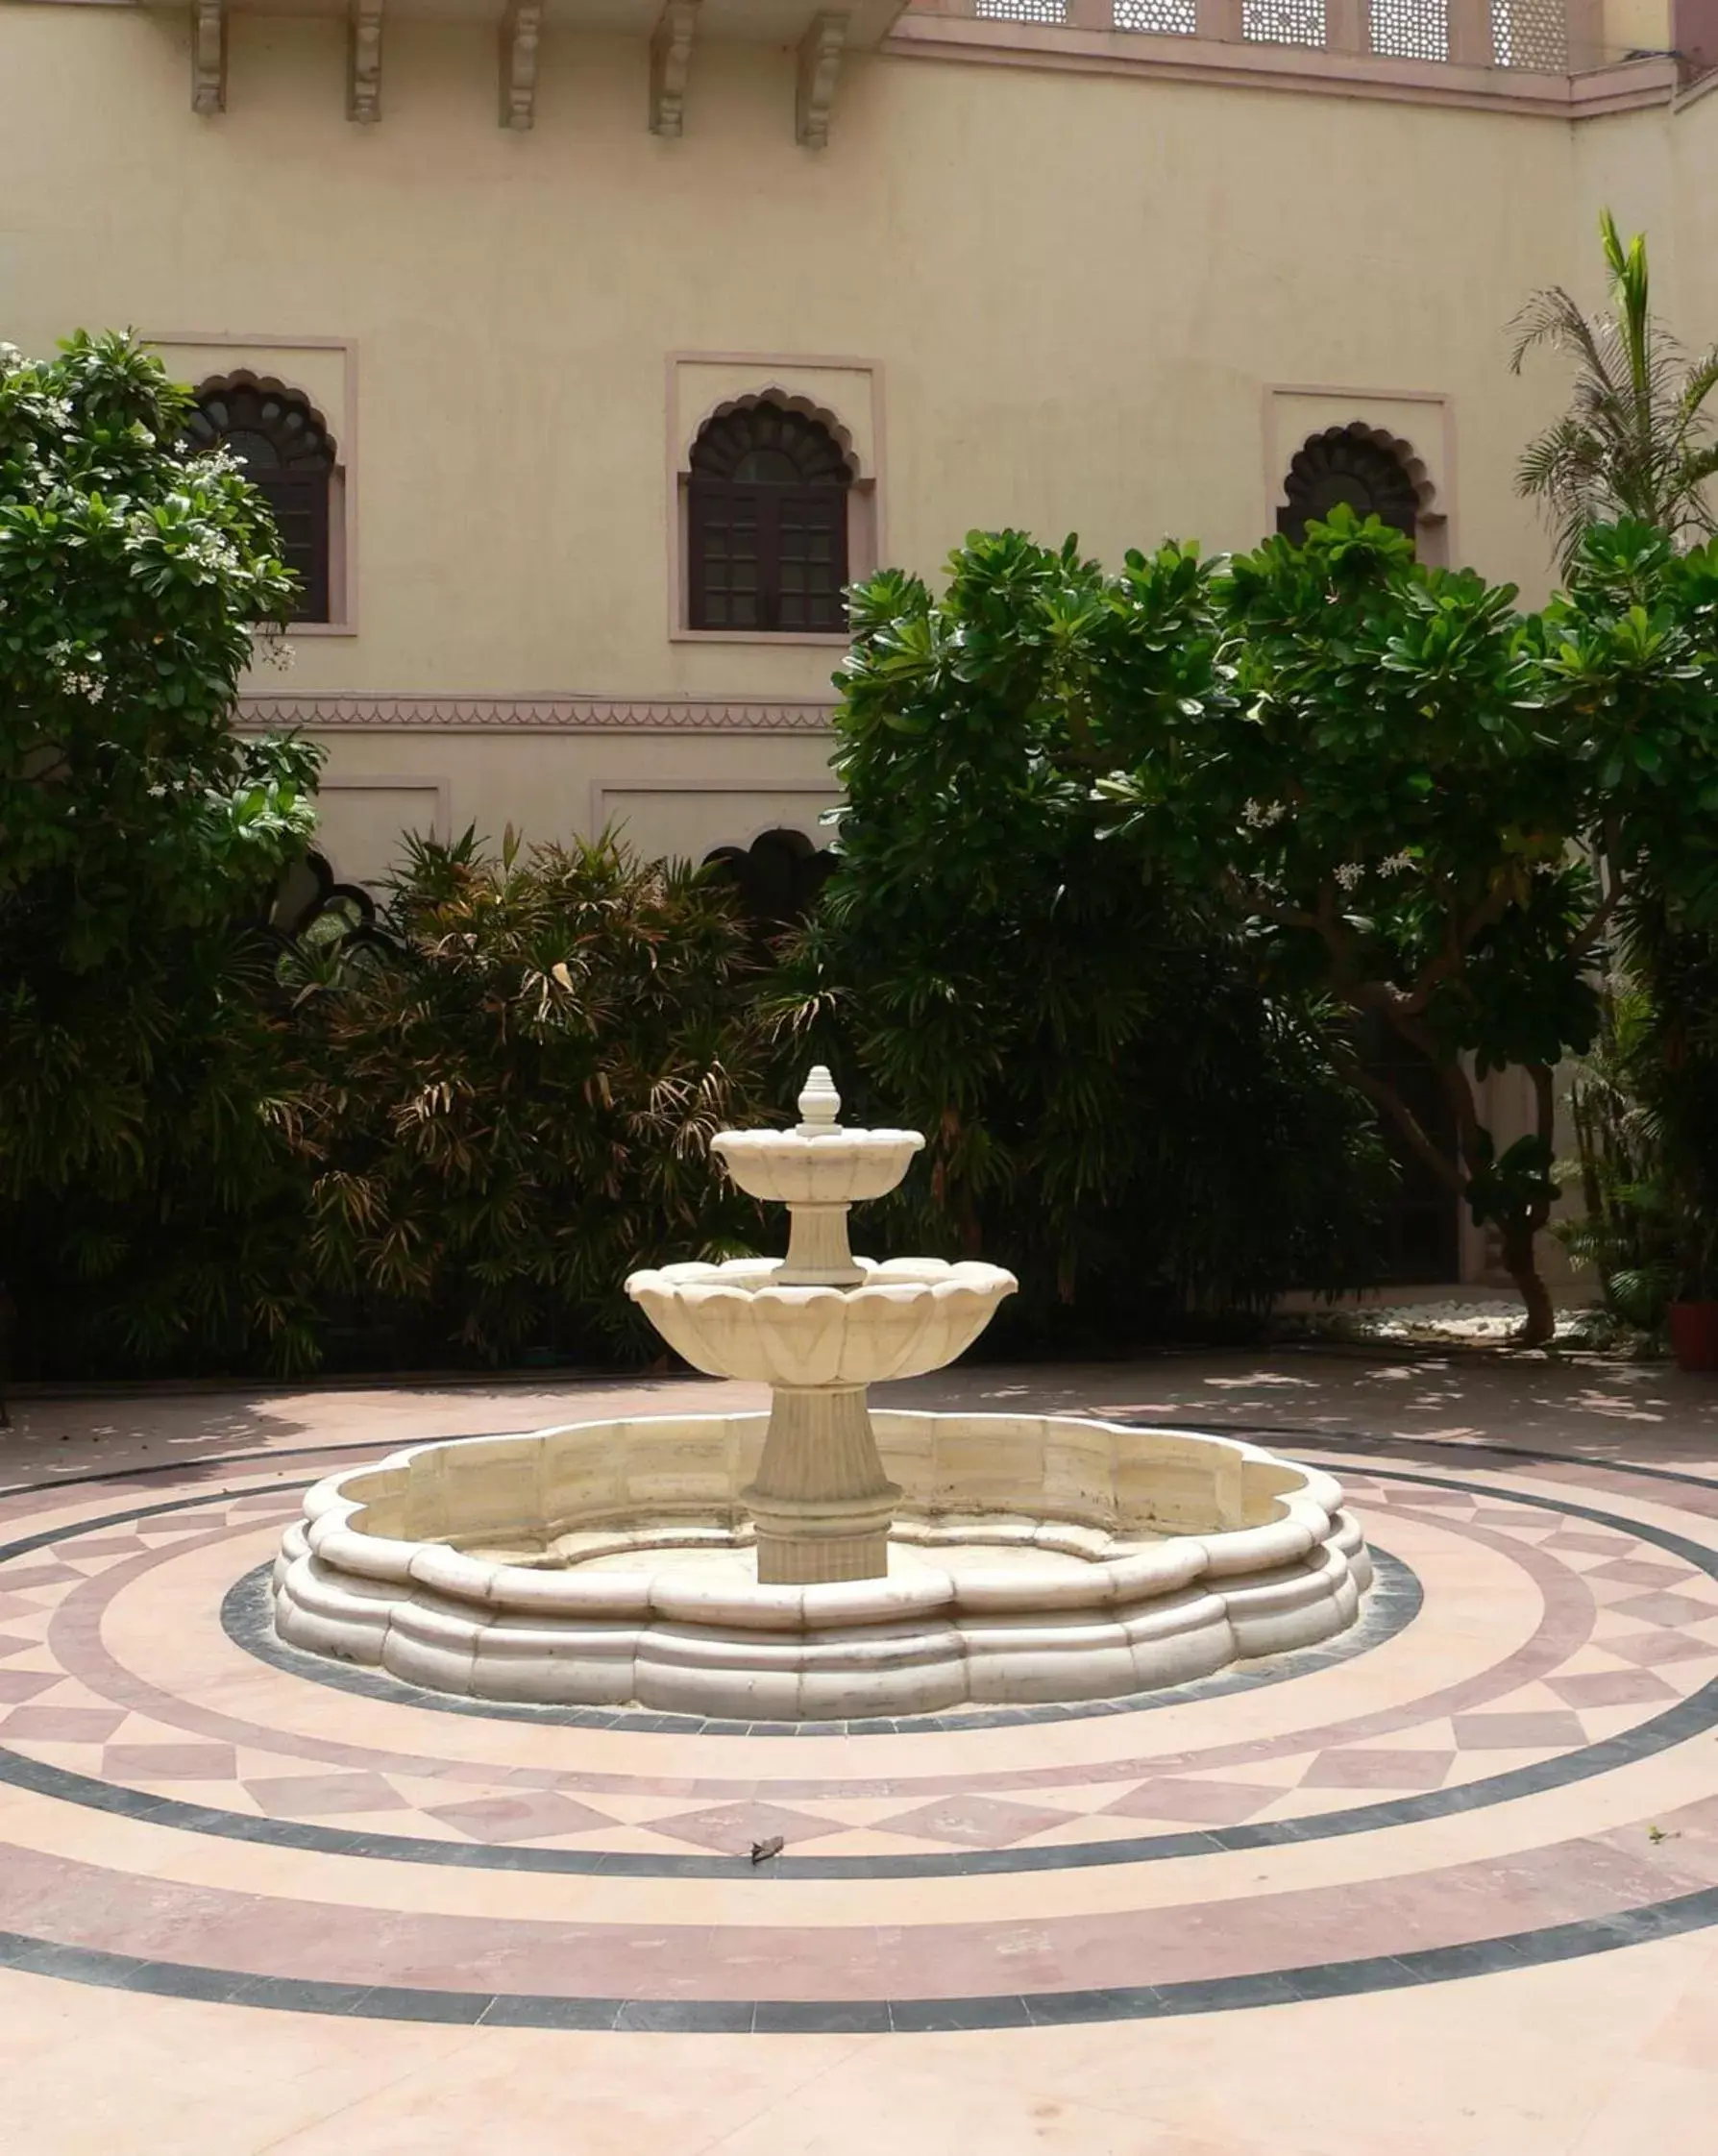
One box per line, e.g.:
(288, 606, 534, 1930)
(285, 1410, 1357, 1629)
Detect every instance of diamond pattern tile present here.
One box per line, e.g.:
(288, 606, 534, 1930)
(1101, 1777, 1283, 1825)
(426, 1793, 618, 1844)
(647, 1801, 850, 1854)
(2, 1703, 129, 1742)
(103, 1742, 238, 1780)
(1450, 1710, 1588, 1750)
(871, 1796, 1078, 1849)
(244, 1772, 411, 1819)
(1583, 1558, 1695, 1589)
(0, 1669, 61, 1704)
(1300, 1749, 1455, 1791)
(1547, 1668, 1677, 1708)
(1541, 1531, 1640, 1557)
(1602, 1629, 1718, 1670)
(1608, 1590, 1718, 1629)
(0, 1563, 84, 1590)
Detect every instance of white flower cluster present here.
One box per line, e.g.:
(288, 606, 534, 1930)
(46, 639, 108, 701)
(1377, 850, 1415, 877)
(185, 534, 240, 574)
(188, 447, 246, 482)
(1333, 862, 1365, 891)
(1241, 798, 1288, 829)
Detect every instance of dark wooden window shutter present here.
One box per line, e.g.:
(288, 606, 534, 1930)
(689, 403, 850, 633)
(184, 380, 336, 624)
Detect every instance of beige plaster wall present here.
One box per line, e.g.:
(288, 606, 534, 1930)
(2, 7, 1586, 724)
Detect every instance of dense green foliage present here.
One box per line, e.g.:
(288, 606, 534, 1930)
(1559, 909, 1718, 1328)
(774, 534, 1389, 1343)
(12, 330, 1718, 1378)
(802, 517, 1718, 1343)
(0, 332, 322, 1371)
(284, 830, 768, 1368)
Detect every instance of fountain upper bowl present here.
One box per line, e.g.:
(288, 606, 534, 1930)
(624, 1255, 1017, 1385)
(711, 1127, 923, 1207)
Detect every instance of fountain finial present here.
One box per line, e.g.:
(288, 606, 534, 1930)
(796, 1065, 842, 1135)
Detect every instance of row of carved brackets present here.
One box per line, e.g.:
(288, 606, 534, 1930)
(650, 2, 849, 144)
(190, 0, 852, 144)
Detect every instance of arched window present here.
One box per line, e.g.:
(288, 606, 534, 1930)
(1277, 427, 1421, 547)
(688, 403, 851, 633)
(702, 827, 836, 938)
(184, 379, 337, 623)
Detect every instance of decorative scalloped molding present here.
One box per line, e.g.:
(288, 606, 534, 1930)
(235, 695, 836, 733)
(190, 0, 226, 116)
(186, 368, 340, 452)
(797, 12, 849, 148)
(650, 0, 699, 136)
(349, 0, 384, 124)
(688, 384, 863, 477)
(1281, 419, 1440, 521)
(500, 0, 543, 131)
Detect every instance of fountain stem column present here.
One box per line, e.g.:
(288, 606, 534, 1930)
(744, 1384, 901, 1585)
(738, 1066, 899, 1583)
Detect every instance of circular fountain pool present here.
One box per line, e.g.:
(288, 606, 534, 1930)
(274, 1409, 1370, 1720)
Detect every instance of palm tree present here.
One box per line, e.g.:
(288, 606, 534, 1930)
(1511, 210, 1718, 571)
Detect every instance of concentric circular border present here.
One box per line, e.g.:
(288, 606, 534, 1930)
(0, 1436, 1713, 2026)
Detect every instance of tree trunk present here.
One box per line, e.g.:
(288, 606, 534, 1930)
(1501, 1219, 1556, 1347)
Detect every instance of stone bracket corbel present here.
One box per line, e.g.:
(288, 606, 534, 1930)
(190, 0, 226, 116)
(349, 0, 384, 124)
(500, 0, 543, 130)
(650, 0, 699, 137)
(796, 12, 848, 149)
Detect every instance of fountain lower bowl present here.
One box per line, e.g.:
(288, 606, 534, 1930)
(624, 1258, 1018, 1385)
(273, 1412, 1372, 1720)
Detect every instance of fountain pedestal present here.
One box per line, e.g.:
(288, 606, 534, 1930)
(744, 1385, 900, 1584)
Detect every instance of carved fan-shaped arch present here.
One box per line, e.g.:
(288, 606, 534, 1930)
(702, 826, 836, 940)
(185, 376, 337, 622)
(1277, 426, 1422, 546)
(689, 400, 851, 632)
(691, 403, 854, 486)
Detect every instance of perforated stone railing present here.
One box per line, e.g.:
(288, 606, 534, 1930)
(911, 0, 1608, 75)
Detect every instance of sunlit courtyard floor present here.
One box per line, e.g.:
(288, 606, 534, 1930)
(2, 1347, 1717, 2154)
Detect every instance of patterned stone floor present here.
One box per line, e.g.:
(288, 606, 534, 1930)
(1, 1355, 1717, 2152)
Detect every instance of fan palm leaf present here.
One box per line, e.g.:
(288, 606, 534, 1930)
(1511, 212, 1718, 567)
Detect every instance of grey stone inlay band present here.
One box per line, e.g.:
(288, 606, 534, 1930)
(1, 1883, 1714, 2030)
(0, 1466, 1711, 1880)
(221, 1546, 1423, 1738)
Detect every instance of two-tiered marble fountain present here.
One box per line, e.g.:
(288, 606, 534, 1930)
(274, 1069, 1371, 1719)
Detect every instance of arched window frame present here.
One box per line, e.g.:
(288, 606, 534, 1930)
(184, 373, 345, 625)
(1274, 421, 1446, 564)
(675, 391, 875, 643)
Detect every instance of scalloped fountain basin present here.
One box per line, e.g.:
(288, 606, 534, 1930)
(273, 1410, 1372, 1719)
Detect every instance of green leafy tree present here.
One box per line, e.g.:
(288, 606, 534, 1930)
(285, 829, 767, 1365)
(0, 331, 323, 1372)
(1102, 510, 1718, 1342)
(773, 532, 1387, 1336)
(1512, 210, 1718, 571)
